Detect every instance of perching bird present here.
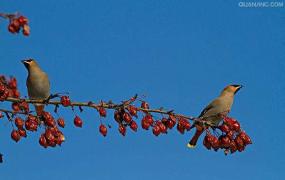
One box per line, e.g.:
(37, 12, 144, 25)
(187, 84, 243, 148)
(22, 59, 50, 116)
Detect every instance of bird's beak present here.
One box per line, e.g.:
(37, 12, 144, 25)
(234, 85, 243, 94)
(21, 60, 30, 69)
(21, 60, 27, 64)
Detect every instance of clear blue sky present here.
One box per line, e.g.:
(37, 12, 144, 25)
(0, 0, 284, 179)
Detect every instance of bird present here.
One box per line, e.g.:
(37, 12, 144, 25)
(22, 59, 50, 116)
(187, 84, 243, 148)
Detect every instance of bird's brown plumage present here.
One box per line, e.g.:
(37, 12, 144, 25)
(22, 59, 50, 115)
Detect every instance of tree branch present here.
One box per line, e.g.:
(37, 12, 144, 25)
(2, 96, 197, 120)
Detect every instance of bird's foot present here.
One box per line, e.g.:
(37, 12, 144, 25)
(43, 94, 58, 104)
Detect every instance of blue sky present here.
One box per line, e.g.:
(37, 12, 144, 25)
(0, 0, 284, 179)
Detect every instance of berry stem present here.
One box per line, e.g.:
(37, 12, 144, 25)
(0, 12, 18, 20)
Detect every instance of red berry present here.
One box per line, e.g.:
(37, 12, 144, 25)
(127, 105, 138, 117)
(141, 101, 149, 109)
(25, 115, 38, 131)
(130, 121, 138, 132)
(14, 117, 24, 129)
(210, 136, 220, 151)
(224, 117, 237, 126)
(143, 114, 153, 125)
(157, 121, 167, 134)
(8, 24, 17, 33)
(232, 122, 241, 132)
(60, 96, 71, 107)
(123, 112, 132, 123)
(178, 118, 191, 131)
(39, 134, 48, 148)
(99, 124, 107, 137)
(219, 124, 230, 133)
(167, 120, 176, 129)
(114, 110, 122, 123)
(8, 19, 20, 34)
(8, 77, 17, 89)
(239, 131, 252, 145)
(42, 111, 52, 121)
(18, 16, 28, 25)
(98, 107, 107, 117)
(56, 133, 65, 145)
(152, 125, 160, 136)
(203, 135, 212, 150)
(27, 114, 37, 122)
(46, 118, 56, 127)
(119, 125, 126, 136)
(11, 130, 21, 142)
(220, 135, 231, 148)
(57, 118, 65, 128)
(177, 123, 185, 134)
(45, 129, 55, 142)
(22, 24, 30, 36)
(42, 112, 55, 127)
(12, 102, 20, 112)
(183, 120, 191, 131)
(18, 129, 27, 137)
(141, 119, 151, 130)
(49, 127, 60, 137)
(74, 116, 83, 127)
(12, 18, 20, 26)
(235, 136, 244, 150)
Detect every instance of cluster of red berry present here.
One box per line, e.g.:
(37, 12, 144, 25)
(0, 76, 20, 101)
(38, 112, 65, 148)
(0, 76, 29, 114)
(11, 111, 66, 148)
(7, 15, 30, 36)
(203, 117, 252, 155)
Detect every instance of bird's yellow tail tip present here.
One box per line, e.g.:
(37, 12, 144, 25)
(187, 143, 196, 148)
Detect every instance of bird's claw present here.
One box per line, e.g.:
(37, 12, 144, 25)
(44, 94, 58, 104)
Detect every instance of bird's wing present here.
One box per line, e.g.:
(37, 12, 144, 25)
(198, 98, 220, 118)
(198, 104, 213, 118)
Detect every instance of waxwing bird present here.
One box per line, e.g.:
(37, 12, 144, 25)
(22, 59, 50, 116)
(187, 84, 243, 148)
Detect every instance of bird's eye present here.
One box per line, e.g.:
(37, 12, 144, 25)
(231, 84, 240, 87)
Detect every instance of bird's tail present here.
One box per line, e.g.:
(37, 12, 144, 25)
(187, 126, 205, 148)
(35, 104, 45, 116)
